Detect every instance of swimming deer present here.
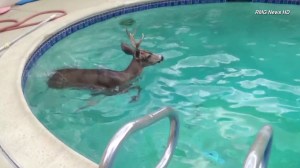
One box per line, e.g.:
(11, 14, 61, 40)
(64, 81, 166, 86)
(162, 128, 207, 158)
(47, 29, 164, 103)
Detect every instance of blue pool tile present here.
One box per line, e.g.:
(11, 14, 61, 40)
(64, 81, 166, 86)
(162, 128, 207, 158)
(126, 8, 132, 14)
(106, 12, 112, 19)
(102, 14, 107, 20)
(99, 15, 105, 22)
(274, 0, 280, 3)
(144, 4, 150, 10)
(138, 5, 144, 10)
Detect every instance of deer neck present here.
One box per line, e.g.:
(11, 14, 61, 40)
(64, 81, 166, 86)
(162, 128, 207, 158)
(123, 58, 143, 81)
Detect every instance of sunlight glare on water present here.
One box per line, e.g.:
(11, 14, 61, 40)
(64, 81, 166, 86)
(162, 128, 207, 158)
(24, 3, 300, 168)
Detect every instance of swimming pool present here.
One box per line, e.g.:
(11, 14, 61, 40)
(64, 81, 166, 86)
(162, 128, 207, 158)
(23, 2, 300, 168)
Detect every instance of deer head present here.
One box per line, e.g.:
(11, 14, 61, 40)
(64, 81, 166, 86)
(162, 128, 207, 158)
(121, 29, 164, 67)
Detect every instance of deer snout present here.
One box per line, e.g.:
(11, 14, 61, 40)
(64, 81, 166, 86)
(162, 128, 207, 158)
(158, 55, 164, 63)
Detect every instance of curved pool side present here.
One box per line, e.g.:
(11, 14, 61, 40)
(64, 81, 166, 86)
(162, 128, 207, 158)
(0, 0, 299, 167)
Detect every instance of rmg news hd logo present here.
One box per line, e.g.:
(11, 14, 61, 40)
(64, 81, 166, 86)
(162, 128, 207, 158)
(255, 10, 290, 15)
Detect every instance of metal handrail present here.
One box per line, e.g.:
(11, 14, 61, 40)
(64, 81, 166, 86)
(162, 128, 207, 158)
(99, 107, 179, 168)
(243, 125, 273, 168)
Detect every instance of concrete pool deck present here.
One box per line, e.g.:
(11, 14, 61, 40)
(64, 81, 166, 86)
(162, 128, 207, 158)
(0, 0, 151, 167)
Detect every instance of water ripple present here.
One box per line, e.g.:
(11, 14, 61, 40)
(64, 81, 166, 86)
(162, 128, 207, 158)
(175, 26, 191, 35)
(159, 43, 181, 49)
(239, 78, 300, 96)
(172, 53, 239, 69)
(160, 50, 183, 59)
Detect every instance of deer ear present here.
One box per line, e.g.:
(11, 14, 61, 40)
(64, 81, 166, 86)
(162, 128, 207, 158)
(121, 42, 135, 55)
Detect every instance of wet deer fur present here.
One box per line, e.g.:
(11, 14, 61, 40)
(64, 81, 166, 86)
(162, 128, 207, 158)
(47, 29, 164, 100)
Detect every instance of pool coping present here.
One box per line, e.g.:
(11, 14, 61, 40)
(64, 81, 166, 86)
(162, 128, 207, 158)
(0, 0, 299, 168)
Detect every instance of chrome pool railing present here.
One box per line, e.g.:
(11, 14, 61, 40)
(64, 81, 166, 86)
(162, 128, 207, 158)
(243, 125, 273, 168)
(99, 107, 179, 168)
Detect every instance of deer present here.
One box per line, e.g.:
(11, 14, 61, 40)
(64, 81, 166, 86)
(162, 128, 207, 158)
(47, 29, 164, 104)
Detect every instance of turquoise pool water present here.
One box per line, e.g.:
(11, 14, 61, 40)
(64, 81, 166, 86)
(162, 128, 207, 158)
(24, 3, 300, 168)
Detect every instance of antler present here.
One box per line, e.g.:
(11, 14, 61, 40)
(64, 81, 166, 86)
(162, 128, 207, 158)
(136, 33, 144, 49)
(126, 28, 136, 48)
(125, 29, 144, 49)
